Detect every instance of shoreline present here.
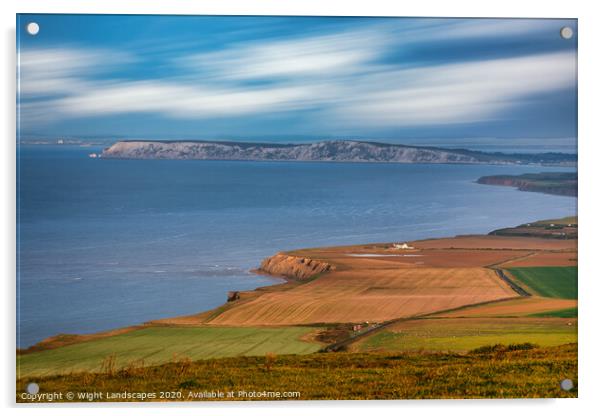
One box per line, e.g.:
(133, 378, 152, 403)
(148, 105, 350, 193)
(19, 216, 577, 354)
(477, 172, 578, 197)
(97, 156, 578, 168)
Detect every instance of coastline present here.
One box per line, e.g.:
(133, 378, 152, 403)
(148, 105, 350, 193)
(100, 139, 578, 167)
(20, 216, 577, 354)
(477, 172, 578, 197)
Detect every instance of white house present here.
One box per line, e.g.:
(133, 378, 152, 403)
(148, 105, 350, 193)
(392, 243, 414, 250)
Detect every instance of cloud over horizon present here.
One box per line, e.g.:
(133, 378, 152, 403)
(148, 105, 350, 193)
(17, 16, 577, 142)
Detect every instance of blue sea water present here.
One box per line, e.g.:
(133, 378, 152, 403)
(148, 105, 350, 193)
(16, 145, 577, 347)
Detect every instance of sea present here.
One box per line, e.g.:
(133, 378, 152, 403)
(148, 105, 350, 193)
(16, 145, 577, 347)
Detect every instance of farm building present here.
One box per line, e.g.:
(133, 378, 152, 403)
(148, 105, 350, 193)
(392, 243, 415, 250)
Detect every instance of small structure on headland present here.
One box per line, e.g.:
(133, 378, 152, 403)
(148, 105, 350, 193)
(227, 291, 240, 302)
(392, 242, 414, 250)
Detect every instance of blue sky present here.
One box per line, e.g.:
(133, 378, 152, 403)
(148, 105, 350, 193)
(17, 15, 577, 148)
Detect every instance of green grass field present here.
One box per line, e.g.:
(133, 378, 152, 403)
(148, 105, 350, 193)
(529, 307, 578, 318)
(16, 344, 577, 401)
(533, 216, 577, 226)
(352, 317, 577, 353)
(508, 266, 577, 299)
(17, 326, 321, 378)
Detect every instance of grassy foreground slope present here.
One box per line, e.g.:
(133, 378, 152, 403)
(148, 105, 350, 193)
(16, 344, 577, 401)
(508, 267, 577, 299)
(18, 326, 321, 378)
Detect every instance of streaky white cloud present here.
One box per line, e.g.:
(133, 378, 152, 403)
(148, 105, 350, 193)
(52, 80, 329, 118)
(423, 18, 569, 41)
(180, 29, 387, 80)
(329, 51, 576, 126)
(18, 48, 134, 97)
(17, 20, 576, 130)
(178, 19, 569, 84)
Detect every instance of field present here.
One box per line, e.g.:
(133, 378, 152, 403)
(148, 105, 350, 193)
(530, 307, 578, 318)
(410, 235, 576, 250)
(17, 326, 322, 378)
(203, 267, 517, 326)
(489, 216, 578, 240)
(350, 317, 576, 353)
(533, 216, 578, 225)
(347, 263, 578, 355)
(497, 251, 577, 267)
(16, 344, 577, 401)
(436, 297, 577, 318)
(508, 267, 578, 299)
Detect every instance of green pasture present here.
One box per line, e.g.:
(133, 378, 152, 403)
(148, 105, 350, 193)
(508, 267, 577, 299)
(18, 326, 321, 377)
(353, 317, 576, 353)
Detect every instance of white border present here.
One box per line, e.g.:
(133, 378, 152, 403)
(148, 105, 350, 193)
(2, 1, 601, 415)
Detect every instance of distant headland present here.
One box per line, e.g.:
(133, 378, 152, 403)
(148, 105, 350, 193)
(477, 172, 577, 197)
(99, 139, 577, 166)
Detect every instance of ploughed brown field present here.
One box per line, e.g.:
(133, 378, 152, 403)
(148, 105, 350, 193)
(411, 235, 576, 250)
(435, 296, 577, 318)
(204, 267, 516, 325)
(496, 251, 577, 267)
(156, 235, 575, 327)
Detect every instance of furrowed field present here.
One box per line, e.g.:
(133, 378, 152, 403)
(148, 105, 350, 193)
(204, 267, 517, 326)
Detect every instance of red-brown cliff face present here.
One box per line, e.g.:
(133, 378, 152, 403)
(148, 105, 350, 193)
(256, 253, 334, 280)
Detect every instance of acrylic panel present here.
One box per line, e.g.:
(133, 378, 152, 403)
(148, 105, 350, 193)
(16, 14, 577, 402)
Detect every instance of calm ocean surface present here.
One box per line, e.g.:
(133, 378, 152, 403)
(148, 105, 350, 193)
(17, 145, 576, 347)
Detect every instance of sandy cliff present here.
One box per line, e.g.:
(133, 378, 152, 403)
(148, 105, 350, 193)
(256, 253, 334, 280)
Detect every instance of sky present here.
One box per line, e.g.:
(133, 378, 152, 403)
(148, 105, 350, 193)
(17, 15, 577, 149)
